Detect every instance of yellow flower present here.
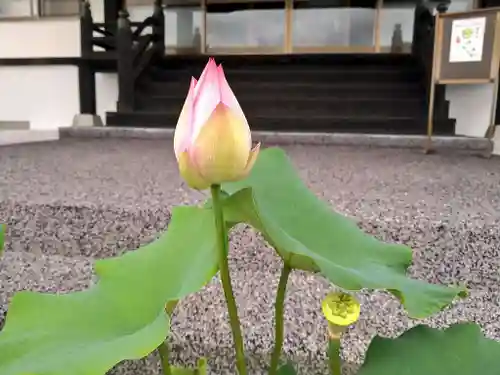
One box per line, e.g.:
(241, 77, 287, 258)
(322, 292, 360, 339)
(173, 58, 260, 190)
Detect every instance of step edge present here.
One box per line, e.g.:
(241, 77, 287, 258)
(106, 112, 427, 120)
(59, 127, 490, 154)
(137, 95, 424, 102)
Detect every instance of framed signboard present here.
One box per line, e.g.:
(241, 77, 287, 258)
(436, 9, 500, 83)
(426, 8, 500, 153)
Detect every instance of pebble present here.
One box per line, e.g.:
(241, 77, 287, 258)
(0, 140, 499, 374)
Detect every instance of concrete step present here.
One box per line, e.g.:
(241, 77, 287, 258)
(0, 130, 59, 146)
(136, 96, 426, 118)
(138, 80, 423, 99)
(0, 121, 30, 131)
(144, 66, 421, 84)
(153, 53, 418, 69)
(105, 111, 455, 135)
(59, 126, 490, 156)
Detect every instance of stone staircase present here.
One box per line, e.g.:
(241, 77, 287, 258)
(106, 54, 456, 135)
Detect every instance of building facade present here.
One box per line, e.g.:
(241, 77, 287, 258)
(0, 0, 479, 53)
(0, 0, 498, 139)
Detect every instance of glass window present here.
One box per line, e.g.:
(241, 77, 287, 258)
(0, 0, 80, 18)
(164, 4, 204, 54)
(0, 0, 35, 18)
(379, 0, 416, 53)
(447, 0, 476, 12)
(292, 0, 376, 52)
(205, 1, 285, 54)
(40, 0, 80, 16)
(379, 0, 476, 54)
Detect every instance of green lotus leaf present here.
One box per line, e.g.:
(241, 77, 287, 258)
(359, 323, 500, 375)
(0, 206, 218, 375)
(221, 147, 466, 318)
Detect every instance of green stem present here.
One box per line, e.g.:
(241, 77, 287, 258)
(328, 338, 342, 375)
(210, 185, 247, 375)
(158, 340, 172, 375)
(268, 263, 292, 375)
(158, 304, 177, 375)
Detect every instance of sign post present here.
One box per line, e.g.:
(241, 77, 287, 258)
(426, 7, 500, 153)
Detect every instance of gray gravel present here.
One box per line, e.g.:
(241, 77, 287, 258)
(0, 139, 500, 374)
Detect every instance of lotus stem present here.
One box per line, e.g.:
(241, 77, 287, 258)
(158, 301, 179, 375)
(268, 263, 292, 375)
(328, 338, 342, 375)
(196, 358, 208, 375)
(210, 185, 247, 375)
(158, 340, 172, 375)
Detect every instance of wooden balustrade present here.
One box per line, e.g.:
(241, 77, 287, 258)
(117, 0, 165, 112)
(411, 0, 450, 123)
(79, 0, 165, 112)
(80, 0, 94, 58)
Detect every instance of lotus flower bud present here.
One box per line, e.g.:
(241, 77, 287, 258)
(322, 291, 360, 339)
(173, 58, 260, 190)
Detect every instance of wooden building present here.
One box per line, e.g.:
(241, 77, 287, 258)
(0, 0, 498, 135)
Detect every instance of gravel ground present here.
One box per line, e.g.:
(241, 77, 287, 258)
(0, 139, 499, 374)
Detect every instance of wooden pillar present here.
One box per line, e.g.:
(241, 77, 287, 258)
(80, 0, 93, 58)
(433, 2, 450, 122)
(79, 0, 96, 115)
(79, 64, 97, 115)
(104, 0, 125, 34)
(285, 0, 292, 53)
(153, 0, 165, 54)
(374, 0, 383, 52)
(117, 9, 135, 112)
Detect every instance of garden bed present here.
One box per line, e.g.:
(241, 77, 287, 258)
(0, 139, 499, 374)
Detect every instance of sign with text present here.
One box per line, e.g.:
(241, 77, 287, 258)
(436, 9, 500, 82)
(449, 17, 486, 63)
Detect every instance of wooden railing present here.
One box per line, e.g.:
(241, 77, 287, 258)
(116, 1, 165, 112)
(80, 1, 94, 57)
(81, 1, 119, 55)
(80, 0, 165, 55)
(412, 1, 450, 95)
(411, 0, 450, 122)
(79, 0, 165, 112)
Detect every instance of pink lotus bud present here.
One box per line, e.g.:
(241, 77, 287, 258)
(173, 58, 260, 190)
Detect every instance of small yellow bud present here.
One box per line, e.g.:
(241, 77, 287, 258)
(321, 292, 360, 339)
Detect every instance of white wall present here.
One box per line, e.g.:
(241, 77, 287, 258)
(96, 73, 118, 121)
(0, 66, 79, 129)
(0, 17, 120, 128)
(0, 19, 83, 129)
(0, 0, 477, 52)
(0, 18, 80, 58)
(0, 0, 492, 132)
(0, 68, 118, 130)
(446, 84, 495, 137)
(493, 126, 500, 155)
(89, 0, 104, 22)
